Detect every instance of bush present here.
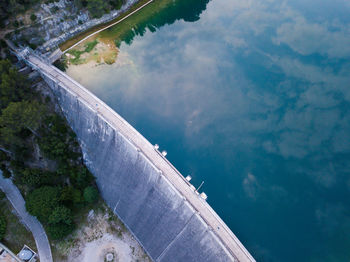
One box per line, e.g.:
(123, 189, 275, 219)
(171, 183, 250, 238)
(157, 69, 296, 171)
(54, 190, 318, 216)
(60, 186, 84, 206)
(53, 59, 67, 72)
(50, 6, 59, 14)
(28, 43, 37, 50)
(0, 215, 6, 240)
(83, 186, 98, 203)
(0, 190, 5, 200)
(47, 222, 74, 239)
(30, 14, 37, 22)
(1, 166, 11, 178)
(70, 166, 94, 189)
(20, 168, 57, 187)
(0, 39, 7, 48)
(26, 186, 60, 223)
(0, 151, 9, 162)
(87, 0, 108, 18)
(49, 206, 73, 225)
(13, 20, 19, 28)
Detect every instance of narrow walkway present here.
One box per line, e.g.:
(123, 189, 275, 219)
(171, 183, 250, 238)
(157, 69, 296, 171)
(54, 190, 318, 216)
(0, 173, 53, 262)
(62, 0, 154, 53)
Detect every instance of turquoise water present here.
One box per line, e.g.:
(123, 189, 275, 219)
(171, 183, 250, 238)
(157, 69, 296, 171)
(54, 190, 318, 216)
(67, 0, 350, 261)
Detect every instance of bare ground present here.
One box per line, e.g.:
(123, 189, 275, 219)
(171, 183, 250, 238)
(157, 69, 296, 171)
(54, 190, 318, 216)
(52, 202, 151, 262)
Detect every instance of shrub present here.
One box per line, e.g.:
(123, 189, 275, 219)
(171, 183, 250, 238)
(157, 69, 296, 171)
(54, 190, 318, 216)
(50, 6, 59, 14)
(20, 168, 57, 187)
(83, 186, 98, 203)
(0, 190, 5, 200)
(87, 0, 108, 18)
(0, 39, 7, 48)
(1, 166, 11, 178)
(26, 186, 60, 223)
(53, 59, 67, 72)
(13, 20, 19, 28)
(48, 206, 73, 225)
(60, 186, 84, 206)
(70, 166, 94, 189)
(47, 222, 74, 239)
(0, 215, 6, 240)
(28, 43, 37, 50)
(30, 14, 37, 22)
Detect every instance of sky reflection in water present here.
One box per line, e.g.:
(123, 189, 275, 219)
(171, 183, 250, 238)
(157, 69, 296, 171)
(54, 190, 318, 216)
(67, 0, 350, 261)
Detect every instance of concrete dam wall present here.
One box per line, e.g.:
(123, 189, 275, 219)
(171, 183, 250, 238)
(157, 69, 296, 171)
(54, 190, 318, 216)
(19, 50, 255, 262)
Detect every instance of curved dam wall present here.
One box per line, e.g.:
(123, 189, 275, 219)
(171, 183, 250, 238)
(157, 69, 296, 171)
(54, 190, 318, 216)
(18, 50, 255, 262)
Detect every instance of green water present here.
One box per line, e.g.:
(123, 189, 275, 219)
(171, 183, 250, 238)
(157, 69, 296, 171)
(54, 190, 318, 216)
(66, 0, 350, 261)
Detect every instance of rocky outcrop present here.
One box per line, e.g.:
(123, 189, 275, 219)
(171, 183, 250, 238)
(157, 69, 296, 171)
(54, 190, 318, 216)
(10, 0, 138, 55)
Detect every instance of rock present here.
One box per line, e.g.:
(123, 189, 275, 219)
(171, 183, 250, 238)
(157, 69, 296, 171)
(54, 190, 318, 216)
(88, 209, 95, 220)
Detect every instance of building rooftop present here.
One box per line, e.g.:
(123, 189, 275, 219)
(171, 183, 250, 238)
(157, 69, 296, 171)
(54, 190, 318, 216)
(0, 243, 37, 262)
(0, 244, 22, 262)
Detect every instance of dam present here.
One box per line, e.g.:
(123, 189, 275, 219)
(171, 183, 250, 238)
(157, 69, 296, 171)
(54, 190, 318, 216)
(15, 47, 255, 262)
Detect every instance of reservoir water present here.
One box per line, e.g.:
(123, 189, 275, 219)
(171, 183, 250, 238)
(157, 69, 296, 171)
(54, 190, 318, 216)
(66, 0, 350, 261)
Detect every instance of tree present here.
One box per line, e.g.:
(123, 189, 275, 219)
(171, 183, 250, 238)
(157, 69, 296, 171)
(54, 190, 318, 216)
(0, 100, 46, 144)
(25, 186, 60, 223)
(83, 186, 98, 203)
(20, 168, 56, 187)
(48, 206, 72, 225)
(0, 215, 6, 240)
(47, 205, 74, 239)
(0, 165, 11, 178)
(47, 222, 74, 240)
(87, 0, 108, 18)
(70, 166, 94, 189)
(109, 0, 124, 10)
(0, 60, 31, 106)
(60, 186, 84, 207)
(30, 14, 37, 22)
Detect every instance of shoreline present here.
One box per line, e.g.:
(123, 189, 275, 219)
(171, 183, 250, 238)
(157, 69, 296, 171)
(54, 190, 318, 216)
(58, 0, 154, 52)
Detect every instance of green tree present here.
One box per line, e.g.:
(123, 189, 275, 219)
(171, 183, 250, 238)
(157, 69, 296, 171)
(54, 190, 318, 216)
(87, 0, 108, 18)
(25, 186, 60, 223)
(47, 205, 74, 239)
(47, 222, 74, 239)
(48, 206, 72, 225)
(0, 100, 46, 144)
(20, 168, 56, 187)
(83, 186, 98, 203)
(109, 0, 124, 10)
(0, 215, 6, 240)
(0, 165, 11, 178)
(30, 14, 37, 21)
(0, 60, 30, 110)
(70, 166, 94, 189)
(60, 186, 84, 207)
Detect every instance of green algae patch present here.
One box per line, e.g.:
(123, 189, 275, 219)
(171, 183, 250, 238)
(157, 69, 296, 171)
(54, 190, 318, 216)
(66, 39, 98, 65)
(65, 38, 119, 65)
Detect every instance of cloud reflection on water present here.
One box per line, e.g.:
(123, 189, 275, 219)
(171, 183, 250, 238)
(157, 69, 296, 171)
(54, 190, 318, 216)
(67, 0, 350, 260)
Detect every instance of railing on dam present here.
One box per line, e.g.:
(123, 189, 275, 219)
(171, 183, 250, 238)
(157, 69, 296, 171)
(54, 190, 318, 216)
(14, 46, 256, 262)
